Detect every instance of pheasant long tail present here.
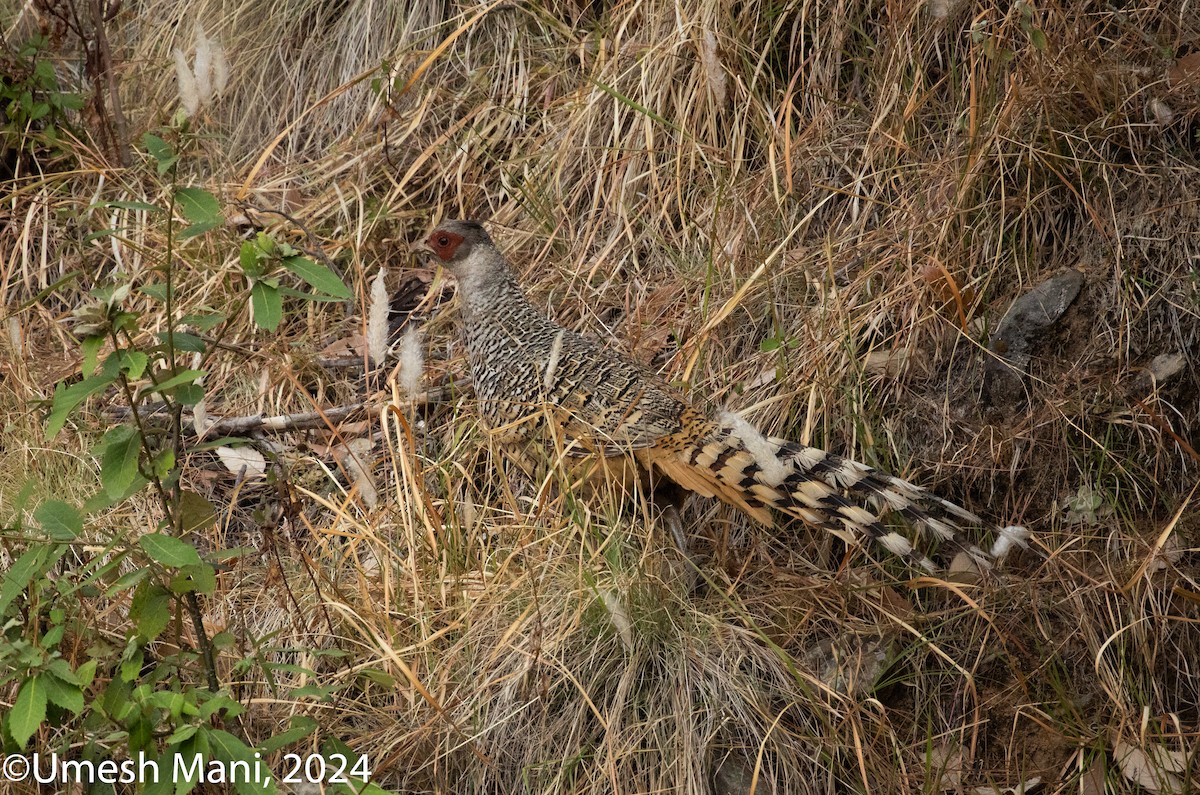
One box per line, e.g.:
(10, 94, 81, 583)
(645, 412, 992, 572)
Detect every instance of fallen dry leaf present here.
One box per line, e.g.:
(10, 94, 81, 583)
(1079, 757, 1107, 795)
(1148, 352, 1186, 383)
(334, 437, 378, 508)
(1113, 739, 1187, 794)
(1167, 52, 1200, 88)
(216, 445, 267, 479)
(928, 742, 965, 792)
(972, 776, 1041, 794)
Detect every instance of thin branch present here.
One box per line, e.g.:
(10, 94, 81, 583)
(102, 384, 460, 436)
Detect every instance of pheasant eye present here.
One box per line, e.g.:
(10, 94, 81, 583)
(437, 235, 450, 247)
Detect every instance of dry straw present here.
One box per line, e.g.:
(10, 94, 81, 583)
(2, 0, 1197, 791)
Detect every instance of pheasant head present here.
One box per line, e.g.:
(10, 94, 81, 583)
(414, 219, 521, 314)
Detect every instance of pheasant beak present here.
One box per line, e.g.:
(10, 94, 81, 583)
(410, 239, 446, 281)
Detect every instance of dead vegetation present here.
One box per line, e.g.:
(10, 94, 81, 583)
(2, 0, 1198, 792)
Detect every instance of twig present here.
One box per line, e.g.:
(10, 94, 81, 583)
(102, 384, 461, 435)
(87, 0, 129, 166)
(206, 403, 371, 435)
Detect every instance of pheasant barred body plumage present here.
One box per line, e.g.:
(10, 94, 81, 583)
(418, 219, 997, 571)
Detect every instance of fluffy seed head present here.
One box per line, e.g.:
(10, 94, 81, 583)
(367, 267, 389, 365)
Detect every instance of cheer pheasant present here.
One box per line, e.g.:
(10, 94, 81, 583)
(416, 219, 1000, 571)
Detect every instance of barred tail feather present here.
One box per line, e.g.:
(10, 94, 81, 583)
(655, 412, 993, 572)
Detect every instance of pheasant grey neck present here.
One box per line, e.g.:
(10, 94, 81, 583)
(454, 245, 529, 319)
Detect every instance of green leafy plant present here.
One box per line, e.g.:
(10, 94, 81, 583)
(239, 231, 352, 332)
(5, 124, 351, 783)
(0, 34, 85, 163)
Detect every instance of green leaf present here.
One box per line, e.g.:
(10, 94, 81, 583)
(101, 674, 134, 717)
(139, 533, 203, 568)
(175, 187, 222, 226)
(239, 240, 263, 277)
(165, 724, 199, 744)
(140, 749, 182, 795)
(141, 133, 178, 174)
(589, 77, 680, 132)
(141, 368, 206, 398)
(149, 155, 179, 175)
(207, 729, 277, 794)
(140, 282, 169, 301)
(250, 281, 282, 331)
(105, 567, 149, 596)
(76, 659, 98, 687)
(188, 436, 251, 453)
(349, 784, 391, 795)
(101, 425, 141, 499)
(150, 448, 175, 480)
(170, 563, 216, 595)
(260, 717, 318, 754)
(129, 582, 171, 641)
(35, 500, 83, 540)
(281, 256, 351, 299)
(358, 668, 396, 686)
(127, 713, 154, 754)
(119, 350, 149, 379)
(46, 373, 116, 439)
(277, 286, 344, 303)
(178, 490, 218, 534)
(111, 310, 139, 336)
(81, 336, 104, 377)
(198, 693, 241, 720)
(180, 312, 226, 331)
(144, 689, 186, 714)
(1030, 27, 1047, 50)
(119, 647, 144, 683)
(46, 658, 80, 686)
(58, 93, 85, 111)
(42, 623, 65, 648)
(9, 675, 47, 748)
(82, 227, 118, 243)
(210, 546, 255, 563)
(173, 383, 205, 406)
(178, 220, 222, 240)
(287, 683, 336, 701)
(157, 331, 207, 353)
(142, 133, 174, 164)
(254, 232, 278, 257)
(42, 673, 85, 714)
(0, 547, 47, 615)
(83, 471, 149, 512)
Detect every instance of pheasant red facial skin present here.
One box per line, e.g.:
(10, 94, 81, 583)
(427, 230, 464, 261)
(417, 217, 996, 572)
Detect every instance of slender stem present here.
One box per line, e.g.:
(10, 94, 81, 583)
(196, 293, 251, 374)
(161, 144, 219, 691)
(185, 591, 220, 691)
(108, 330, 169, 507)
(163, 155, 183, 530)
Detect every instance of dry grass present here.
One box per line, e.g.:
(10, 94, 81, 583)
(2, 0, 1199, 792)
